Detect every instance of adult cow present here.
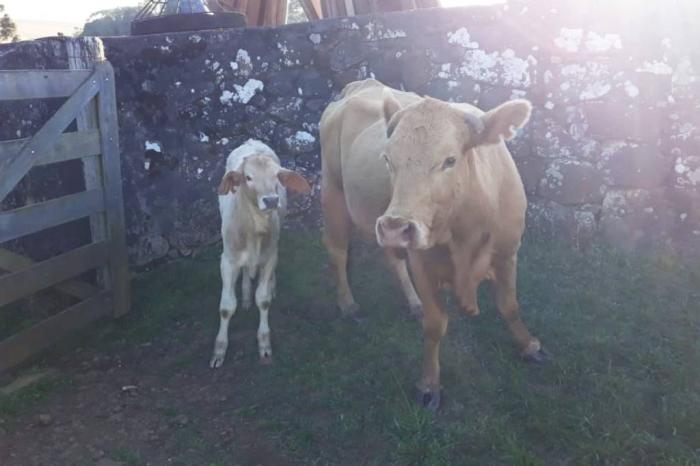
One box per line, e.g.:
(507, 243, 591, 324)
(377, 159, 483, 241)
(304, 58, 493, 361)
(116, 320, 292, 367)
(320, 79, 548, 410)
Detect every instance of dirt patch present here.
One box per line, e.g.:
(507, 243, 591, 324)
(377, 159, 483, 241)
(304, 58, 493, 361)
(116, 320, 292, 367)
(0, 317, 298, 466)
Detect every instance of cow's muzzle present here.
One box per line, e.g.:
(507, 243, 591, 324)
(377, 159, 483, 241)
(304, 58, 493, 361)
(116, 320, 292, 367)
(376, 215, 423, 249)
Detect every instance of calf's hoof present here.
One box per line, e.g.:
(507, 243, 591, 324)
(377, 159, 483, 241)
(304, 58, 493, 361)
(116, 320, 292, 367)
(259, 354, 273, 365)
(417, 388, 442, 412)
(522, 347, 552, 364)
(210, 353, 226, 369)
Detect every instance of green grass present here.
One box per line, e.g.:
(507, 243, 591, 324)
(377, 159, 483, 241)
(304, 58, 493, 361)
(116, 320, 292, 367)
(111, 447, 144, 466)
(5, 231, 700, 465)
(0, 372, 71, 417)
(158, 232, 695, 466)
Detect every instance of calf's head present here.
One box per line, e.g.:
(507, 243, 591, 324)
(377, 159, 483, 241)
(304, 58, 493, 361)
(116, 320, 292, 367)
(218, 154, 311, 211)
(376, 94, 531, 249)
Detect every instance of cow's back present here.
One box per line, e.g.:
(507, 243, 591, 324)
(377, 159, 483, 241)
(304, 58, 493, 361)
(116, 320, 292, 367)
(320, 79, 420, 237)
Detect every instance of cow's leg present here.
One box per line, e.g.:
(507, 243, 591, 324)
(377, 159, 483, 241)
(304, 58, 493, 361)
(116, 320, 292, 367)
(255, 257, 277, 364)
(410, 254, 447, 410)
(322, 182, 359, 317)
(384, 248, 423, 319)
(241, 266, 253, 310)
(493, 254, 549, 363)
(211, 253, 240, 368)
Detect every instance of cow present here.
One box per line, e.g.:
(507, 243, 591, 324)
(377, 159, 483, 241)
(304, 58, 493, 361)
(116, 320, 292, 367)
(211, 139, 311, 369)
(319, 79, 549, 409)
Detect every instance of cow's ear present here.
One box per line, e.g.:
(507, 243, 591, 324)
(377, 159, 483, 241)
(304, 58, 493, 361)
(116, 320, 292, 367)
(479, 99, 532, 145)
(278, 169, 311, 194)
(383, 91, 402, 138)
(218, 170, 244, 195)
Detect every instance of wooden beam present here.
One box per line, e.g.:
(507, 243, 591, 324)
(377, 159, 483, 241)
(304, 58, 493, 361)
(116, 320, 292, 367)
(0, 249, 99, 300)
(96, 62, 131, 318)
(246, 0, 262, 25)
(0, 241, 110, 308)
(67, 38, 111, 294)
(276, 0, 289, 25)
(344, 0, 355, 15)
(0, 69, 93, 101)
(300, 0, 322, 19)
(0, 64, 104, 202)
(0, 290, 112, 373)
(0, 131, 101, 167)
(0, 188, 105, 244)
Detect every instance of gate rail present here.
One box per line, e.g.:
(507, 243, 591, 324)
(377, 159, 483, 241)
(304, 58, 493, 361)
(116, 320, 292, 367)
(0, 60, 130, 373)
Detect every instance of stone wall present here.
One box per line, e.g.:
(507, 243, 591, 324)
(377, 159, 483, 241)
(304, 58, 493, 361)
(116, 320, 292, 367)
(2, 1, 699, 266)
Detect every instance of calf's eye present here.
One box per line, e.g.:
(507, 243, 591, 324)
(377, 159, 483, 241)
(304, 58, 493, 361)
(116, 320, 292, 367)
(246, 175, 252, 182)
(443, 157, 456, 170)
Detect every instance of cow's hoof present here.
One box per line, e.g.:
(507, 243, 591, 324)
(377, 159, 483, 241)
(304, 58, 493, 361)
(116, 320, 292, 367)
(341, 303, 368, 324)
(408, 304, 424, 320)
(417, 389, 441, 411)
(522, 347, 552, 364)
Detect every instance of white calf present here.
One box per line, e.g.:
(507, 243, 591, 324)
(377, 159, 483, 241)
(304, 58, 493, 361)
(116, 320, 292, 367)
(210, 139, 311, 368)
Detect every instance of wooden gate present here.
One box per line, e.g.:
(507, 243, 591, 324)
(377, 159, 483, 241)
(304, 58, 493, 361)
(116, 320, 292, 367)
(0, 57, 130, 373)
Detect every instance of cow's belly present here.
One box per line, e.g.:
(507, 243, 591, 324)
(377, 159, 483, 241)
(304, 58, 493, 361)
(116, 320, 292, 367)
(342, 125, 392, 241)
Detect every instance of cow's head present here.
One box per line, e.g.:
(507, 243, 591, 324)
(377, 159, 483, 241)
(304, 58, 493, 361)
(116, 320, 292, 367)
(375, 94, 531, 249)
(218, 154, 311, 211)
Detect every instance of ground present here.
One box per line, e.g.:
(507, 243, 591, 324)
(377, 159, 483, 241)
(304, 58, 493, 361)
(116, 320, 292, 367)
(1, 232, 699, 466)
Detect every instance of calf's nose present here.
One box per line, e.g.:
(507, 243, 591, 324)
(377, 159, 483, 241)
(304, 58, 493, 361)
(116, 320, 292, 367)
(376, 215, 416, 248)
(262, 195, 279, 209)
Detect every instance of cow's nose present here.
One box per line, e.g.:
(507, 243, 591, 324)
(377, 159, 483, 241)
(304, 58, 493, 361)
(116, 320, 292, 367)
(376, 216, 415, 248)
(262, 195, 279, 209)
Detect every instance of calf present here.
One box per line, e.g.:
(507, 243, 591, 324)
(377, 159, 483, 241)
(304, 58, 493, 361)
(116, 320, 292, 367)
(211, 139, 310, 368)
(320, 79, 548, 409)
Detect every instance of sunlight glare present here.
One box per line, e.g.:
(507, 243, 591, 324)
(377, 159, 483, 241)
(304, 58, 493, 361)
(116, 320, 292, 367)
(440, 0, 505, 6)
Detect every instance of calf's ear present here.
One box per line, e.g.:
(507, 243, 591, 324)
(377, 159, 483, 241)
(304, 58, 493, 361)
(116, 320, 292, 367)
(278, 169, 312, 194)
(218, 170, 244, 195)
(473, 99, 532, 145)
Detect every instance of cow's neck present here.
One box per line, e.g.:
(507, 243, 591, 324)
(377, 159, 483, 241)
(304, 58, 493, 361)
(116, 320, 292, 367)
(440, 163, 498, 311)
(450, 157, 497, 243)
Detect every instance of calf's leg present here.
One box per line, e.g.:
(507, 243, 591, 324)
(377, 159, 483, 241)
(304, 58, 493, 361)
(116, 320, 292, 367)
(255, 257, 277, 364)
(384, 248, 423, 319)
(211, 253, 240, 368)
(321, 182, 359, 317)
(241, 266, 253, 310)
(493, 254, 549, 363)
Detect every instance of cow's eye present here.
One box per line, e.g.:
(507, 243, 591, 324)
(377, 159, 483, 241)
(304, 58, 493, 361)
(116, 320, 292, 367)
(246, 175, 252, 182)
(443, 157, 456, 170)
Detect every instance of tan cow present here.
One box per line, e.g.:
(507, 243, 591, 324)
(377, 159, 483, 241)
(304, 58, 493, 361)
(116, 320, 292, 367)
(320, 79, 548, 409)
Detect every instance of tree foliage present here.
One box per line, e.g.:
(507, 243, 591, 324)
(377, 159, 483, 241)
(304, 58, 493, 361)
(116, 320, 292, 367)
(0, 4, 19, 43)
(286, 0, 308, 23)
(79, 6, 141, 37)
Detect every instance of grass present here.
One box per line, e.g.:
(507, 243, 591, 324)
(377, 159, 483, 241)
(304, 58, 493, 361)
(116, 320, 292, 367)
(4, 231, 700, 465)
(137, 233, 699, 464)
(0, 372, 71, 417)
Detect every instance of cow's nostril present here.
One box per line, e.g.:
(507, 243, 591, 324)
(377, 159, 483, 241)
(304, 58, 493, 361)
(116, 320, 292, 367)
(401, 222, 415, 241)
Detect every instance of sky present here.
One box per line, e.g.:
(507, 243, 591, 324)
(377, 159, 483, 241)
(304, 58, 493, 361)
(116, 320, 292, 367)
(2, 0, 140, 24)
(2, 0, 502, 39)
